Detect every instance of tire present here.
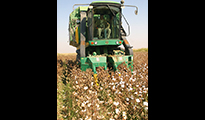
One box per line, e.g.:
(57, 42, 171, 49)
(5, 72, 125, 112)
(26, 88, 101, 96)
(76, 49, 80, 63)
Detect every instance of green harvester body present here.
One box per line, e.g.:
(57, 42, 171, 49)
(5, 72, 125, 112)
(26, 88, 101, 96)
(68, 1, 137, 73)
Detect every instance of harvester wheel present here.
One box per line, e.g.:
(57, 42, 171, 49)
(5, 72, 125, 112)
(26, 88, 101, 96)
(76, 49, 80, 63)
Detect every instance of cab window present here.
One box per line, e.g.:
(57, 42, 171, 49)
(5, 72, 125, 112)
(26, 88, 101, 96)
(93, 6, 120, 40)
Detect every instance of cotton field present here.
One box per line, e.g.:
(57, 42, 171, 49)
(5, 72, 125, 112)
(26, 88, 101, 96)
(57, 51, 148, 120)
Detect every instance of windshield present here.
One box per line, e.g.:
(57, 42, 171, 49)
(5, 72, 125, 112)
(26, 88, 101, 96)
(93, 6, 120, 40)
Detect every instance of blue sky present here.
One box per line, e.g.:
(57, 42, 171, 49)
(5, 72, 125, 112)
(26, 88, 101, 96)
(57, 0, 148, 53)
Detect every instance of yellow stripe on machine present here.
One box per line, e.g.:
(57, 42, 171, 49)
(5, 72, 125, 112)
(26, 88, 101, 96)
(75, 27, 79, 44)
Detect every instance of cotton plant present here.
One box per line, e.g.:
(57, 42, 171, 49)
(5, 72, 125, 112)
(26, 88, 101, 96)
(57, 52, 148, 120)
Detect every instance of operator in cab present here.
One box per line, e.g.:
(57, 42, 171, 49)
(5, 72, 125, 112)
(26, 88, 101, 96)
(95, 15, 111, 39)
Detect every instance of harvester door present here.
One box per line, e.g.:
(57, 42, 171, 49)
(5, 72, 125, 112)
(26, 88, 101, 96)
(80, 11, 86, 58)
(87, 8, 93, 41)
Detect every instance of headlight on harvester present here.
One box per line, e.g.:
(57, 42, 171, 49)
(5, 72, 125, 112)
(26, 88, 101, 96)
(95, 41, 97, 45)
(116, 41, 122, 45)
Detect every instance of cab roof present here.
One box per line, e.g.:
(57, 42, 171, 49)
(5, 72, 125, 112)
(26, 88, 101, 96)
(91, 1, 120, 4)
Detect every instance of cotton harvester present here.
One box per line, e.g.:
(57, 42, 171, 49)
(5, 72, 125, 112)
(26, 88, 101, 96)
(68, 0, 138, 74)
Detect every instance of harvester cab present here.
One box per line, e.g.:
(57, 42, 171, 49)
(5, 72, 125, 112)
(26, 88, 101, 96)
(68, 1, 138, 74)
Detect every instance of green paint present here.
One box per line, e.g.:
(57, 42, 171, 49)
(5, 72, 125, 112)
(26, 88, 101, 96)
(89, 39, 123, 46)
(80, 56, 107, 74)
(79, 6, 88, 11)
(91, 1, 120, 4)
(108, 55, 133, 72)
(80, 54, 133, 73)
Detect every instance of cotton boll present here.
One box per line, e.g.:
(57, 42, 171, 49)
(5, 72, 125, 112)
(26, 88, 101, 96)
(84, 86, 88, 90)
(81, 109, 86, 112)
(130, 95, 134, 99)
(113, 101, 119, 106)
(81, 102, 85, 107)
(115, 108, 120, 115)
(87, 103, 91, 107)
(122, 111, 127, 119)
(136, 99, 140, 103)
(143, 101, 148, 106)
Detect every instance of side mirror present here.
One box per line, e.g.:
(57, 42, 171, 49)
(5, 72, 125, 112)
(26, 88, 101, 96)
(135, 10, 138, 15)
(122, 5, 138, 15)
